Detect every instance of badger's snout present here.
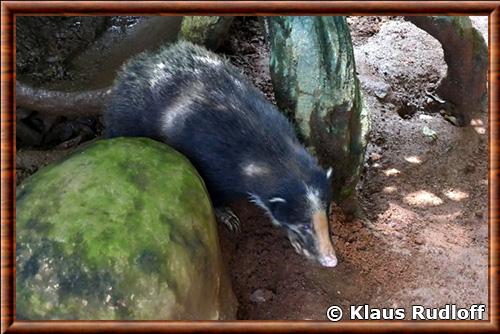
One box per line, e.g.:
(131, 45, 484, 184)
(312, 211, 338, 268)
(286, 211, 338, 268)
(318, 252, 338, 267)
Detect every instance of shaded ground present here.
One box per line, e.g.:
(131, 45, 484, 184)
(15, 16, 489, 320)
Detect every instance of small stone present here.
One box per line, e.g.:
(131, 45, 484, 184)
(419, 114, 434, 121)
(370, 152, 382, 161)
(357, 244, 367, 251)
(414, 236, 425, 245)
(374, 136, 386, 146)
(393, 231, 403, 239)
(464, 163, 476, 174)
(46, 55, 62, 63)
(474, 210, 484, 218)
(250, 288, 274, 303)
(367, 80, 391, 99)
(422, 126, 438, 141)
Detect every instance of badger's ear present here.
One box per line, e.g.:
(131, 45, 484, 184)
(269, 197, 286, 204)
(326, 167, 333, 179)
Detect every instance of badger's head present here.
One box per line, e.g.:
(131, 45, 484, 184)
(249, 167, 337, 267)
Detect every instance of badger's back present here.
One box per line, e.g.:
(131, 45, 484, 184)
(105, 42, 312, 203)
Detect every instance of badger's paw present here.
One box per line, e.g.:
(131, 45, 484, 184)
(215, 207, 241, 233)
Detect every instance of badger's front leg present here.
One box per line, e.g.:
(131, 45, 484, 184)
(215, 207, 241, 233)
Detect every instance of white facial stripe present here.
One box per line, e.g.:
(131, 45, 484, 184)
(326, 167, 333, 179)
(306, 185, 324, 214)
(288, 231, 314, 259)
(269, 197, 286, 203)
(248, 193, 267, 210)
(287, 224, 301, 234)
(291, 240, 302, 254)
(269, 219, 282, 227)
(248, 193, 281, 226)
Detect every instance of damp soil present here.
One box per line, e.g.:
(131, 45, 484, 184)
(16, 16, 489, 320)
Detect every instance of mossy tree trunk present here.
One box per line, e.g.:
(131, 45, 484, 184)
(265, 16, 369, 208)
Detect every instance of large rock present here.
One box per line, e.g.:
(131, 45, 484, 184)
(16, 137, 236, 320)
(265, 16, 369, 206)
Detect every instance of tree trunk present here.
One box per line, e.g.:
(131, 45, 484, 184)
(265, 16, 369, 208)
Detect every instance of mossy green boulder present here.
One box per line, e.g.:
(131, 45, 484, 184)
(16, 137, 236, 320)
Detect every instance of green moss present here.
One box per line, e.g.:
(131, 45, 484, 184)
(179, 16, 233, 50)
(16, 137, 236, 320)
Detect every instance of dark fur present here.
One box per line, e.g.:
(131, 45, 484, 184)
(105, 42, 333, 262)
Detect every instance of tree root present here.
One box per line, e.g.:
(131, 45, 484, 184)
(16, 81, 111, 117)
(406, 16, 488, 126)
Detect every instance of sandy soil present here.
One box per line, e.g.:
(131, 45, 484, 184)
(16, 16, 489, 320)
(217, 16, 489, 320)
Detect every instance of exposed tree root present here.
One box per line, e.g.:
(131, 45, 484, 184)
(406, 16, 488, 126)
(16, 81, 111, 116)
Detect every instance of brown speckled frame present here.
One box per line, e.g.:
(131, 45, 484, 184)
(1, 1, 499, 333)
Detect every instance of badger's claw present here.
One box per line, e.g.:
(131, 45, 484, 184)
(215, 207, 241, 233)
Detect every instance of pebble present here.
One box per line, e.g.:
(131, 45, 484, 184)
(414, 236, 425, 245)
(362, 79, 391, 99)
(250, 288, 274, 303)
(357, 244, 367, 251)
(370, 152, 382, 161)
(374, 83, 391, 99)
(464, 163, 476, 174)
(374, 136, 386, 146)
